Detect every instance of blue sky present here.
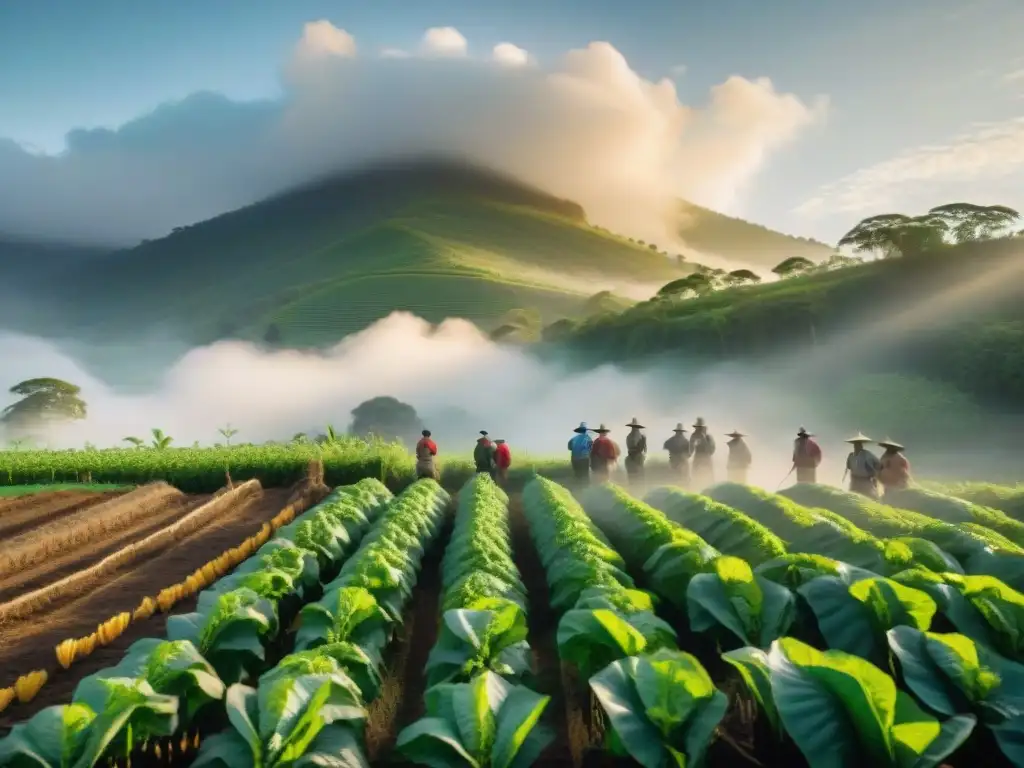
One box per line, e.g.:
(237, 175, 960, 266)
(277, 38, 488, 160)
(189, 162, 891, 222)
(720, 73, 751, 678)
(1, 0, 1022, 243)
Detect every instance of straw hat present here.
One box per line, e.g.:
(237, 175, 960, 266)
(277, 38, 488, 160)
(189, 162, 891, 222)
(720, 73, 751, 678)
(422, 429, 432, 437)
(693, 417, 707, 428)
(495, 438, 506, 444)
(796, 426, 813, 437)
(878, 437, 904, 451)
(479, 430, 489, 436)
(672, 423, 688, 433)
(845, 432, 872, 444)
(573, 422, 590, 434)
(595, 423, 611, 434)
(726, 430, 746, 438)
(625, 417, 645, 429)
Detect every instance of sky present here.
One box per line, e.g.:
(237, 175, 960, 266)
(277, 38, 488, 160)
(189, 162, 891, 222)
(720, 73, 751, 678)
(1, 0, 1023, 245)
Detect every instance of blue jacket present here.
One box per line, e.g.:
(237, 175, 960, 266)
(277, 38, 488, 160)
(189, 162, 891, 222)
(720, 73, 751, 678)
(568, 433, 593, 459)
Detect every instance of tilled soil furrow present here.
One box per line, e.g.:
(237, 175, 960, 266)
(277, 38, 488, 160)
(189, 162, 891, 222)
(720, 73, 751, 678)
(366, 511, 451, 765)
(0, 495, 209, 602)
(0, 492, 124, 539)
(508, 494, 575, 767)
(0, 488, 292, 727)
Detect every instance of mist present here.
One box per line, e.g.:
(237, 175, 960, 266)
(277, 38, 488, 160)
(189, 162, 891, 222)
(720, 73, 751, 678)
(0, 22, 825, 252)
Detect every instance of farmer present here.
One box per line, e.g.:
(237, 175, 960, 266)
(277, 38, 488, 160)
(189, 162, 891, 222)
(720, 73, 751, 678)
(725, 430, 752, 484)
(473, 430, 496, 476)
(690, 417, 716, 489)
(843, 432, 881, 499)
(567, 422, 594, 484)
(623, 417, 648, 486)
(878, 438, 912, 493)
(792, 427, 822, 483)
(590, 424, 620, 483)
(415, 429, 439, 480)
(493, 438, 512, 485)
(663, 423, 692, 486)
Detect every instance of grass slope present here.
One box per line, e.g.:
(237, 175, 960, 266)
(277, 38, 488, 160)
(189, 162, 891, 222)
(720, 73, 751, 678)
(562, 236, 1024, 407)
(677, 201, 832, 267)
(42, 163, 685, 347)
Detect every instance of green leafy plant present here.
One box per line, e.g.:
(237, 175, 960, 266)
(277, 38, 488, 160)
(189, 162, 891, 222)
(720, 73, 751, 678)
(76, 638, 225, 723)
(396, 671, 554, 768)
(191, 657, 368, 768)
(724, 637, 976, 768)
(0, 680, 179, 767)
(888, 626, 1024, 764)
(892, 569, 1024, 662)
(295, 585, 391, 658)
(799, 575, 936, 665)
(589, 649, 727, 768)
(165, 587, 278, 684)
(687, 555, 796, 647)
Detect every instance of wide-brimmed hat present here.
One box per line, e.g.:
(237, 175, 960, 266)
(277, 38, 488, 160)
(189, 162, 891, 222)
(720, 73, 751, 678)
(845, 431, 872, 444)
(693, 417, 707, 428)
(625, 417, 645, 429)
(495, 438, 506, 444)
(796, 426, 813, 437)
(573, 422, 590, 434)
(878, 437, 904, 450)
(726, 430, 746, 438)
(672, 423, 688, 433)
(595, 423, 611, 434)
(422, 429, 432, 437)
(479, 430, 489, 436)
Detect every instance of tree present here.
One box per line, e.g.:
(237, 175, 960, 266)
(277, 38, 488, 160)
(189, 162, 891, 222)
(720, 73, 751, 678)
(771, 256, 815, 278)
(582, 291, 623, 317)
(348, 396, 424, 449)
(150, 428, 173, 449)
(263, 324, 282, 344)
(657, 273, 714, 299)
(927, 203, 1021, 242)
(723, 269, 761, 287)
(1, 378, 87, 430)
(123, 436, 145, 448)
(490, 308, 543, 343)
(837, 212, 947, 258)
(218, 423, 239, 446)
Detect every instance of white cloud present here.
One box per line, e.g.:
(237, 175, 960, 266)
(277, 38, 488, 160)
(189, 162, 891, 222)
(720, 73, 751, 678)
(380, 47, 410, 59)
(795, 117, 1024, 218)
(492, 42, 530, 67)
(421, 26, 469, 57)
(670, 64, 688, 77)
(0, 21, 824, 247)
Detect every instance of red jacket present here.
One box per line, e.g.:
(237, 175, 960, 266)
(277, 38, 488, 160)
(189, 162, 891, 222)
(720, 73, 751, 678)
(793, 437, 822, 468)
(416, 438, 437, 459)
(494, 443, 511, 469)
(592, 436, 620, 461)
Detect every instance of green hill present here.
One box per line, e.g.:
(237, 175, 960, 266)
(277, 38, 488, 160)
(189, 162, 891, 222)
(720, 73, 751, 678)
(27, 161, 691, 348)
(7, 160, 843, 357)
(559, 236, 1024, 408)
(676, 201, 832, 267)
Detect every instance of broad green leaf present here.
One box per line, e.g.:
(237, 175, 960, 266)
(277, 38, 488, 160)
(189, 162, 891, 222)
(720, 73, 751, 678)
(556, 608, 648, 679)
(490, 686, 552, 768)
(721, 646, 781, 737)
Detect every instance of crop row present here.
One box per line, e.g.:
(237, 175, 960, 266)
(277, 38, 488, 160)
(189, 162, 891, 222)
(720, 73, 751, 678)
(395, 474, 556, 768)
(0, 477, 454, 767)
(0, 444, 572, 493)
(573, 481, 1024, 767)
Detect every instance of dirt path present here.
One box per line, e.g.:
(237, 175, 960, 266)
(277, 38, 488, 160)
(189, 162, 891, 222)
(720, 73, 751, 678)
(0, 494, 210, 602)
(0, 491, 126, 540)
(367, 511, 451, 765)
(508, 494, 575, 767)
(0, 487, 292, 727)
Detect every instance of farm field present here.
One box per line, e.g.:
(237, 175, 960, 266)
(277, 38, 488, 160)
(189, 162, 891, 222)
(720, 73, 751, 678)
(3, 469, 1024, 767)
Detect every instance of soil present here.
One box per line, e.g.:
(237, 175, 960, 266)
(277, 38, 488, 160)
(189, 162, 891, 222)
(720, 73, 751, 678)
(507, 495, 576, 767)
(366, 509, 451, 765)
(0, 494, 210, 602)
(0, 487, 292, 729)
(0, 490, 126, 540)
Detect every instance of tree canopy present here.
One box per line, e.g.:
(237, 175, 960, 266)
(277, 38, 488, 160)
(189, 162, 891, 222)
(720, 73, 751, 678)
(348, 396, 424, 448)
(837, 203, 1021, 258)
(1, 378, 87, 429)
(772, 256, 815, 277)
(724, 269, 761, 286)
